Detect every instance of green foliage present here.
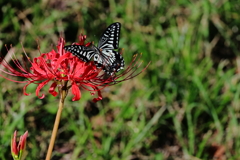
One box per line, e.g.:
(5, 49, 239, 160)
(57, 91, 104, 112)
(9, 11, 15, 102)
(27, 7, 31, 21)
(1, 0, 240, 159)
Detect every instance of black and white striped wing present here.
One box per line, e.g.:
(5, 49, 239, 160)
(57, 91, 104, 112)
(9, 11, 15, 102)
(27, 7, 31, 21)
(64, 45, 96, 62)
(98, 50, 124, 74)
(92, 49, 124, 74)
(94, 22, 124, 74)
(97, 22, 121, 50)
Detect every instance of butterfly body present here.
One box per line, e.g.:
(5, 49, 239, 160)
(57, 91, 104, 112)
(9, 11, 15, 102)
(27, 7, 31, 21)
(64, 22, 124, 75)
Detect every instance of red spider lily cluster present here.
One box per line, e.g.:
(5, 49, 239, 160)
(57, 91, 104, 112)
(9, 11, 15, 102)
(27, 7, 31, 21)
(0, 35, 148, 102)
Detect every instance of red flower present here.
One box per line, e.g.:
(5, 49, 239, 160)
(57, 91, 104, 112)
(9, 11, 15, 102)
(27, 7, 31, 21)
(0, 35, 148, 102)
(11, 131, 28, 160)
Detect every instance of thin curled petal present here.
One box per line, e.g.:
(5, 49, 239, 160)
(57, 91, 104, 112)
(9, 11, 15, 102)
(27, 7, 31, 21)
(36, 80, 51, 99)
(49, 82, 58, 96)
(71, 82, 81, 101)
(92, 88, 103, 103)
(23, 82, 33, 96)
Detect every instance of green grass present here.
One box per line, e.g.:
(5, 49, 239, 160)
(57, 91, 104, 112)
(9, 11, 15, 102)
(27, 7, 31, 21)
(1, 0, 240, 159)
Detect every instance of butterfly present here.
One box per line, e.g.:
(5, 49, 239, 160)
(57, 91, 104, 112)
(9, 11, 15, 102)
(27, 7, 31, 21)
(64, 22, 124, 75)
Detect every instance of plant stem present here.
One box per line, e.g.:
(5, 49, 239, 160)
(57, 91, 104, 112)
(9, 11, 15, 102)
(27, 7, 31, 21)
(45, 89, 67, 160)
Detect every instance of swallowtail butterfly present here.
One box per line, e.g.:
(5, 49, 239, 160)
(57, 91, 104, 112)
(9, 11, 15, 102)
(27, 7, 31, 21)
(64, 22, 124, 75)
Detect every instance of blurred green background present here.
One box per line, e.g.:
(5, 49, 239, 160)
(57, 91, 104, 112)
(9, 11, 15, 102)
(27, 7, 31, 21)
(1, 0, 240, 159)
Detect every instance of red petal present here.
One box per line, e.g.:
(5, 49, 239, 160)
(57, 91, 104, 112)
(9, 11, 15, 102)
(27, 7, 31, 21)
(92, 89, 103, 103)
(71, 82, 81, 101)
(85, 42, 91, 47)
(11, 131, 19, 155)
(36, 80, 51, 99)
(57, 38, 65, 56)
(23, 82, 32, 96)
(54, 52, 71, 71)
(19, 131, 28, 150)
(31, 57, 49, 75)
(49, 82, 58, 96)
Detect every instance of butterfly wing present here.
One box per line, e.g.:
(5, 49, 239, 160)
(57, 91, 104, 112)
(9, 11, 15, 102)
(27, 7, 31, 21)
(93, 50, 124, 75)
(64, 45, 96, 62)
(95, 22, 124, 74)
(97, 22, 121, 50)
(102, 50, 124, 74)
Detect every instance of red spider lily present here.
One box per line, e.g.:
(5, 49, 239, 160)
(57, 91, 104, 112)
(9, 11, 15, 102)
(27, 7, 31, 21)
(11, 131, 28, 160)
(0, 35, 148, 102)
